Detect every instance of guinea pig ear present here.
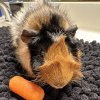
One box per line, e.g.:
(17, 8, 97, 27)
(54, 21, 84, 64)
(66, 25, 78, 37)
(21, 29, 37, 43)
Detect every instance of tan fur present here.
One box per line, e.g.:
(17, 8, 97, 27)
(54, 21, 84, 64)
(16, 39, 33, 76)
(59, 17, 70, 30)
(24, 15, 42, 31)
(38, 36, 82, 88)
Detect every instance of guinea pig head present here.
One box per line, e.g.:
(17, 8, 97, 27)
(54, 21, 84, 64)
(38, 36, 83, 89)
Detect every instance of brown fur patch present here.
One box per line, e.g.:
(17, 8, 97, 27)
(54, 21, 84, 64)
(25, 15, 42, 31)
(38, 36, 83, 88)
(16, 39, 33, 76)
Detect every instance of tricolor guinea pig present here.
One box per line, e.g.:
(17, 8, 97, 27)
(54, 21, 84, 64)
(10, 0, 83, 89)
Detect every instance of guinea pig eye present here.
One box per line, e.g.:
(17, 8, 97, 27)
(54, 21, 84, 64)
(31, 36, 40, 44)
(65, 25, 78, 37)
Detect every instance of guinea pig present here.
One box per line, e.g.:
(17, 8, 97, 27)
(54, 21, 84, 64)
(10, 0, 83, 89)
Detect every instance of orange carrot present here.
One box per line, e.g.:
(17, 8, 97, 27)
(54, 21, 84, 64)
(9, 76, 45, 100)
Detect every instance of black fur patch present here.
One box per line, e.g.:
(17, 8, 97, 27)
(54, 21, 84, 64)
(28, 14, 65, 70)
(28, 34, 53, 70)
(40, 13, 64, 36)
(65, 35, 78, 58)
(28, 13, 78, 70)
